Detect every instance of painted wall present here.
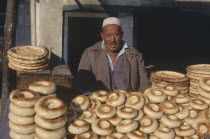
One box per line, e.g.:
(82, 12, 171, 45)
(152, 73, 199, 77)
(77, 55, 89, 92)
(32, 0, 134, 65)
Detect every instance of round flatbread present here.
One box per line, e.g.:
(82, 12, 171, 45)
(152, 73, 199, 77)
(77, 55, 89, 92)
(9, 61, 48, 70)
(187, 64, 210, 75)
(8, 54, 48, 64)
(150, 71, 189, 83)
(9, 59, 49, 67)
(187, 71, 210, 78)
(8, 63, 48, 72)
(7, 46, 48, 60)
(151, 78, 189, 86)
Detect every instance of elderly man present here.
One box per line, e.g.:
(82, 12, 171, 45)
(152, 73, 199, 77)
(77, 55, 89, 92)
(75, 17, 150, 93)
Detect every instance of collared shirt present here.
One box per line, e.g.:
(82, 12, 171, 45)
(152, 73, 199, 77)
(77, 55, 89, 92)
(101, 40, 129, 71)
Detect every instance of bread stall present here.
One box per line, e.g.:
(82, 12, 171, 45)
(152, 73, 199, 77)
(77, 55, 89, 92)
(1, 0, 210, 139)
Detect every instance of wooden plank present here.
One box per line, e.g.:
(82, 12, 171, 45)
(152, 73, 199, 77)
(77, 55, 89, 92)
(0, 0, 18, 124)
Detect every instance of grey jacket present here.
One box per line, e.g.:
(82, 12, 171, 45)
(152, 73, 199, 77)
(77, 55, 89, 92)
(75, 41, 150, 92)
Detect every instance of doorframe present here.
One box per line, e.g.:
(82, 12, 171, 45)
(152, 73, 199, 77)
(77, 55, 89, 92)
(63, 12, 109, 64)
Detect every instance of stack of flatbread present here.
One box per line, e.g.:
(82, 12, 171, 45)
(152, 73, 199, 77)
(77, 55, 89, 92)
(186, 64, 210, 97)
(150, 70, 189, 94)
(7, 46, 49, 72)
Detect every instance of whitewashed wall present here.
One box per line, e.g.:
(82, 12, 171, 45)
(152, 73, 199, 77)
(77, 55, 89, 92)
(30, 0, 135, 65)
(31, 0, 101, 59)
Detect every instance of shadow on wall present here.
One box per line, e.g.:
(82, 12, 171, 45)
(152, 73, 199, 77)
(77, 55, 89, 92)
(50, 52, 64, 69)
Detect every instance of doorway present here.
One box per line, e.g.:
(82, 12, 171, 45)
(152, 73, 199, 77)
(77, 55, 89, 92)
(63, 12, 109, 76)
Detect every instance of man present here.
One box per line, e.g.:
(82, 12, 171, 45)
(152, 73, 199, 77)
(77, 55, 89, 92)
(75, 17, 150, 93)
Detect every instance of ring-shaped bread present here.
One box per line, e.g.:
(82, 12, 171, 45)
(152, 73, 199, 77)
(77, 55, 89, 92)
(189, 98, 208, 110)
(185, 109, 203, 125)
(174, 105, 190, 120)
(92, 90, 109, 102)
(126, 130, 147, 139)
(9, 120, 35, 135)
(147, 89, 167, 103)
(154, 126, 175, 139)
(160, 100, 179, 114)
(35, 114, 67, 130)
(10, 89, 39, 108)
(68, 119, 90, 135)
(29, 81, 56, 94)
(125, 94, 145, 110)
(8, 112, 34, 125)
(114, 89, 130, 97)
(116, 119, 138, 133)
(160, 115, 182, 128)
(140, 116, 158, 134)
(71, 95, 90, 112)
(106, 91, 125, 107)
(35, 125, 66, 139)
(9, 102, 35, 116)
(88, 97, 101, 112)
(174, 94, 190, 104)
(79, 110, 97, 123)
(74, 131, 98, 139)
(143, 102, 163, 119)
(106, 133, 128, 139)
(9, 130, 35, 139)
(106, 116, 122, 126)
(161, 86, 179, 96)
(192, 118, 210, 137)
(133, 109, 144, 121)
(175, 124, 195, 137)
(96, 104, 116, 119)
(117, 106, 138, 119)
(35, 96, 67, 119)
(91, 119, 113, 136)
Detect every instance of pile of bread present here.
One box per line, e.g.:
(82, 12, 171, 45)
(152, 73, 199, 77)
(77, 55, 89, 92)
(7, 45, 49, 72)
(8, 80, 67, 139)
(67, 86, 210, 138)
(186, 64, 210, 98)
(150, 70, 189, 94)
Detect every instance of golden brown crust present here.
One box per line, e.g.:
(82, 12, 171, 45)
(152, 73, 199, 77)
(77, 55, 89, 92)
(7, 46, 48, 60)
(150, 70, 189, 83)
(91, 119, 113, 136)
(106, 91, 125, 107)
(8, 62, 48, 72)
(8, 53, 48, 64)
(35, 114, 67, 130)
(96, 104, 116, 119)
(186, 64, 210, 75)
(9, 61, 49, 70)
(35, 96, 67, 119)
(10, 89, 40, 107)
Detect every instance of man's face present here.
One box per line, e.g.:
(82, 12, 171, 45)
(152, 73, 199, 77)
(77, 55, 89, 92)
(100, 24, 123, 53)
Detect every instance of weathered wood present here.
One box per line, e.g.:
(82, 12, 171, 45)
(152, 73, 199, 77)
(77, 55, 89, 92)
(0, 0, 18, 124)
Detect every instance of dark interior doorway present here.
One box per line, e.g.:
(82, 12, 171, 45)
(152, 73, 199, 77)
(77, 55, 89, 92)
(135, 7, 210, 74)
(68, 17, 104, 76)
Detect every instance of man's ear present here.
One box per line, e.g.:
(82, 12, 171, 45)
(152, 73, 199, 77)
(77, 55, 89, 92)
(100, 32, 104, 40)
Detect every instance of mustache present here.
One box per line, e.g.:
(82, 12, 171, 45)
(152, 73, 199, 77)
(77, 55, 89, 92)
(109, 43, 117, 45)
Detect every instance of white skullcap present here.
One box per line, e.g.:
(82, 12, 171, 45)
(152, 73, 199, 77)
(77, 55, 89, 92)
(102, 17, 120, 28)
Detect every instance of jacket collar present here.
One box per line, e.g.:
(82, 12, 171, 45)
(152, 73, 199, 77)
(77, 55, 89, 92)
(89, 41, 138, 56)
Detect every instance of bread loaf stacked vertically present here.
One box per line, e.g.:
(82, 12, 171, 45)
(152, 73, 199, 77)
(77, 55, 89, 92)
(7, 46, 49, 72)
(186, 64, 210, 98)
(9, 89, 40, 139)
(34, 96, 67, 139)
(150, 70, 189, 94)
